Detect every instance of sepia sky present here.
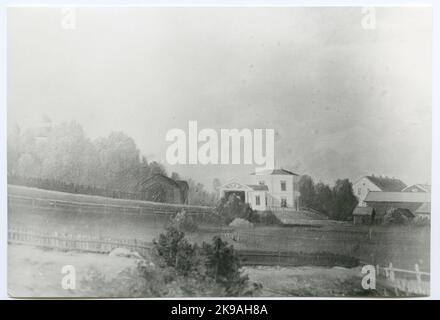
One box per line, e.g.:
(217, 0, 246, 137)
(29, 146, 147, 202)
(7, 7, 432, 189)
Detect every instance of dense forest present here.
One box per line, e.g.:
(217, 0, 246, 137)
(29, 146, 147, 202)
(7, 121, 217, 206)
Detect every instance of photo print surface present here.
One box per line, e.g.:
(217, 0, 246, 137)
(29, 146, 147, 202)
(7, 6, 432, 297)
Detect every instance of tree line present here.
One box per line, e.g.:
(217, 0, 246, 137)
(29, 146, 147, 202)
(298, 175, 358, 221)
(7, 121, 218, 206)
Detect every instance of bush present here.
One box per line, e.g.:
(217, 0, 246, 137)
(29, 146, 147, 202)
(151, 227, 260, 296)
(202, 236, 251, 296)
(412, 215, 430, 226)
(258, 211, 282, 225)
(216, 194, 258, 224)
(170, 209, 199, 232)
(153, 226, 199, 276)
(382, 208, 414, 226)
(214, 196, 282, 226)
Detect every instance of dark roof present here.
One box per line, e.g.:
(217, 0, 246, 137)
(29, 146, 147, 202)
(366, 176, 407, 192)
(139, 174, 187, 190)
(139, 174, 177, 186)
(251, 168, 299, 176)
(353, 206, 375, 216)
(176, 180, 189, 190)
(365, 191, 431, 203)
(246, 184, 269, 191)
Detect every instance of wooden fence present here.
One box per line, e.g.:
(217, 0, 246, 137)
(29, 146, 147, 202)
(8, 174, 142, 200)
(360, 261, 430, 296)
(222, 230, 359, 257)
(8, 228, 153, 258)
(8, 193, 215, 217)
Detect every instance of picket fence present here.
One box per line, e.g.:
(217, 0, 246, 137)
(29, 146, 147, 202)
(8, 228, 153, 257)
(360, 261, 430, 296)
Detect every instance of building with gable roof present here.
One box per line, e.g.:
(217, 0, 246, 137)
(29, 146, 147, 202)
(364, 191, 431, 223)
(137, 174, 188, 204)
(352, 175, 407, 207)
(219, 168, 300, 211)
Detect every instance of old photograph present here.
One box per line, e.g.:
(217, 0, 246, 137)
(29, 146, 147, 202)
(6, 6, 432, 297)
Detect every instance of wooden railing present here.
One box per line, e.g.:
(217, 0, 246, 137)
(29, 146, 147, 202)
(360, 261, 430, 296)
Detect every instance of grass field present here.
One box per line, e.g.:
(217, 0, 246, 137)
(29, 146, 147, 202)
(8, 184, 430, 272)
(227, 225, 430, 271)
(243, 265, 369, 297)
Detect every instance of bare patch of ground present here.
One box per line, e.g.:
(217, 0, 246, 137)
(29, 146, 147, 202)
(8, 244, 140, 298)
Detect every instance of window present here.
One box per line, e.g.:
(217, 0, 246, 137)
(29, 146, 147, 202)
(281, 198, 287, 208)
(265, 197, 267, 206)
(281, 180, 286, 191)
(255, 195, 261, 206)
(259, 181, 265, 185)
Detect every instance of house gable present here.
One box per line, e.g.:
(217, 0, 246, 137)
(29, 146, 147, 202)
(220, 180, 253, 191)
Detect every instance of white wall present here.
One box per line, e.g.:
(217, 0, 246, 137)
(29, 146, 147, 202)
(352, 177, 381, 207)
(252, 174, 299, 209)
(249, 190, 268, 211)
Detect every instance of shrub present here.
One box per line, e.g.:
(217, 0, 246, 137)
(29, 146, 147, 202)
(170, 209, 199, 232)
(216, 194, 258, 224)
(153, 225, 199, 276)
(258, 211, 282, 225)
(152, 227, 260, 296)
(382, 208, 414, 226)
(214, 196, 282, 226)
(202, 236, 251, 296)
(412, 215, 430, 226)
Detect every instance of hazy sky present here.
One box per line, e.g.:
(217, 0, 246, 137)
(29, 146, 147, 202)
(7, 7, 432, 189)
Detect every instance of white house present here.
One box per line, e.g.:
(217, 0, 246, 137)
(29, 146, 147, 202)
(219, 168, 300, 211)
(352, 175, 407, 207)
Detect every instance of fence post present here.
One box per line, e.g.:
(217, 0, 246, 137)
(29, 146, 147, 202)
(388, 262, 395, 282)
(278, 250, 281, 266)
(54, 231, 58, 248)
(415, 264, 422, 294)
